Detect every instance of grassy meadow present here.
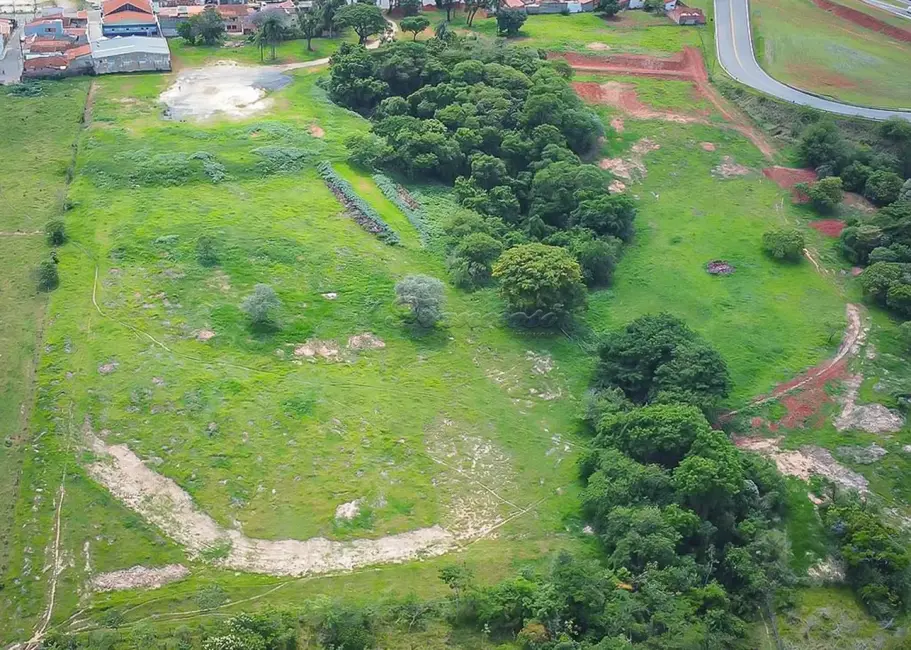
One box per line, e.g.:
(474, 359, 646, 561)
(168, 33, 357, 68)
(752, 0, 911, 109)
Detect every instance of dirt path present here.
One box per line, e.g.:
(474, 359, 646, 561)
(562, 47, 776, 159)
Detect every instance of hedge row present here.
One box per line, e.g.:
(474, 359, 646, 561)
(318, 163, 400, 246)
(372, 173, 432, 246)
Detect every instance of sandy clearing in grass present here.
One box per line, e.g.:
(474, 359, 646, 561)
(599, 137, 660, 183)
(712, 155, 751, 179)
(90, 564, 189, 592)
(834, 374, 904, 433)
(83, 422, 456, 577)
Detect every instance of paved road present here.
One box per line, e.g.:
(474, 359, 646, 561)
(714, 0, 911, 121)
(0, 21, 23, 84)
(859, 0, 911, 21)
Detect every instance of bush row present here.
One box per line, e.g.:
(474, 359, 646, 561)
(317, 162, 400, 245)
(372, 173, 432, 244)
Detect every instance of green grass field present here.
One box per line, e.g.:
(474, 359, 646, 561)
(168, 34, 356, 68)
(752, 0, 911, 109)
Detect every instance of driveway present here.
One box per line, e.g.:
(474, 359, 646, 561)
(714, 0, 911, 121)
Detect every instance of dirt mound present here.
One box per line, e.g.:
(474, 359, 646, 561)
(763, 166, 817, 189)
(706, 260, 735, 275)
(309, 124, 325, 138)
(294, 339, 341, 360)
(558, 46, 707, 80)
(609, 179, 627, 193)
(347, 332, 385, 350)
(734, 436, 869, 492)
(585, 42, 611, 51)
(712, 155, 751, 178)
(196, 329, 216, 342)
(90, 564, 189, 592)
(844, 192, 875, 212)
(809, 219, 845, 238)
(700, 142, 716, 151)
(810, 0, 911, 42)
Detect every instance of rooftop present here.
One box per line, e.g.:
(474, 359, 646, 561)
(102, 0, 154, 15)
(91, 34, 170, 57)
(103, 10, 159, 24)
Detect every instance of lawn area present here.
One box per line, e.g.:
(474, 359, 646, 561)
(0, 79, 89, 591)
(168, 34, 356, 68)
(752, 0, 911, 109)
(448, 10, 706, 54)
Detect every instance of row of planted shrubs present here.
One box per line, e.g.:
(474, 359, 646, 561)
(371, 173, 433, 245)
(317, 162, 401, 245)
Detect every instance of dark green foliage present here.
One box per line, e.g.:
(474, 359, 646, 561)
(492, 243, 586, 319)
(36, 259, 59, 292)
(886, 282, 911, 317)
(598, 0, 621, 15)
(372, 173, 432, 243)
(546, 228, 621, 286)
(400, 15, 429, 40)
(318, 162, 401, 244)
(761, 228, 805, 262)
(179, 7, 226, 45)
(594, 313, 731, 413)
(496, 8, 527, 36)
(595, 403, 711, 467)
(805, 176, 844, 214)
(196, 235, 219, 267)
(821, 494, 911, 620)
(840, 224, 883, 265)
(447, 232, 503, 288)
(859, 261, 906, 305)
(798, 121, 851, 171)
(333, 2, 386, 44)
(864, 169, 905, 206)
(253, 11, 289, 61)
(45, 219, 66, 246)
(401, 0, 421, 14)
(318, 604, 376, 649)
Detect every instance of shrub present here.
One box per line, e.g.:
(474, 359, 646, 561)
(196, 235, 219, 267)
(373, 173, 432, 244)
(598, 0, 621, 15)
(899, 321, 911, 352)
(400, 15, 429, 40)
(318, 604, 375, 650)
(864, 170, 904, 206)
(395, 274, 445, 327)
(859, 262, 905, 304)
(496, 8, 527, 36)
(886, 282, 911, 317)
(37, 260, 59, 292)
(761, 228, 805, 262)
(806, 177, 844, 214)
(840, 224, 884, 265)
(492, 243, 586, 319)
(447, 232, 504, 289)
(241, 284, 282, 327)
(318, 163, 400, 245)
(45, 220, 66, 246)
(901, 179, 911, 202)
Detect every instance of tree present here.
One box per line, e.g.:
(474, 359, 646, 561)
(395, 274, 445, 327)
(886, 282, 911, 317)
(297, 9, 320, 51)
(901, 178, 911, 202)
(196, 235, 219, 267)
(315, 0, 346, 37)
(176, 19, 197, 45)
(45, 220, 66, 246)
(334, 3, 387, 44)
(805, 176, 844, 214)
(399, 15, 429, 41)
(253, 11, 286, 61)
(840, 224, 884, 265)
(195, 7, 227, 46)
(864, 169, 904, 206)
(594, 313, 730, 412)
(37, 259, 59, 292)
(859, 262, 904, 305)
(761, 228, 805, 262)
(241, 284, 281, 327)
(464, 0, 487, 26)
(496, 8, 527, 36)
(435, 0, 457, 21)
(400, 0, 421, 15)
(492, 243, 586, 319)
(598, 0, 621, 16)
(798, 121, 850, 171)
(595, 403, 711, 468)
(447, 232, 503, 289)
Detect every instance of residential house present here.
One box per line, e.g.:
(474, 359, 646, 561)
(102, 0, 160, 36)
(24, 17, 66, 38)
(156, 5, 205, 36)
(217, 4, 252, 34)
(667, 2, 704, 23)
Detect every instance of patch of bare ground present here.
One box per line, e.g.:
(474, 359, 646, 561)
(347, 332, 385, 350)
(599, 137, 660, 183)
(576, 80, 703, 123)
(734, 436, 869, 492)
(196, 329, 216, 342)
(585, 41, 611, 50)
(700, 142, 716, 151)
(424, 419, 518, 540)
(807, 556, 845, 585)
(83, 421, 455, 577)
(610, 116, 624, 133)
(293, 339, 341, 361)
(309, 123, 325, 138)
(834, 374, 904, 433)
(90, 564, 189, 592)
(711, 155, 751, 179)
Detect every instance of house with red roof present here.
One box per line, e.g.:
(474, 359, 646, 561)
(102, 0, 160, 37)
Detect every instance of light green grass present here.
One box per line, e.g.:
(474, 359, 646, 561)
(752, 0, 911, 109)
(572, 72, 718, 116)
(450, 11, 705, 54)
(168, 34, 356, 68)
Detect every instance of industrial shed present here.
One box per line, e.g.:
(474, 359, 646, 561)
(91, 35, 170, 74)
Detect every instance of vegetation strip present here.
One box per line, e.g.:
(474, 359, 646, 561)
(317, 162, 401, 245)
(371, 173, 432, 245)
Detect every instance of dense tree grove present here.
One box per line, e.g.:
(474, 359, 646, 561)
(330, 39, 634, 316)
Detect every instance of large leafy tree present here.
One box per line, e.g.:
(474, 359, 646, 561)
(333, 2, 387, 44)
(492, 242, 586, 319)
(399, 15, 429, 41)
(297, 9, 320, 51)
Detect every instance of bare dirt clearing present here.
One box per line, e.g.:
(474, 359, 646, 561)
(734, 436, 869, 492)
(835, 374, 904, 433)
(712, 155, 751, 179)
(159, 62, 292, 121)
(89, 564, 189, 592)
(599, 137, 660, 183)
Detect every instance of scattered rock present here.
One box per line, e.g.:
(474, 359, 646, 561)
(735, 436, 868, 492)
(294, 339, 341, 360)
(609, 179, 627, 193)
(837, 443, 888, 465)
(322, 292, 337, 300)
(197, 329, 216, 342)
(526, 351, 554, 375)
(834, 375, 904, 434)
(706, 260, 734, 275)
(807, 557, 845, 585)
(347, 333, 385, 350)
(334, 499, 363, 521)
(599, 138, 660, 183)
(98, 362, 118, 375)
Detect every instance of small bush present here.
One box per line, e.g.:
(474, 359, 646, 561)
(864, 170, 904, 206)
(196, 235, 219, 267)
(318, 163, 400, 245)
(447, 232, 503, 289)
(762, 228, 805, 262)
(318, 604, 375, 650)
(252, 146, 318, 175)
(37, 260, 59, 292)
(196, 584, 229, 611)
(241, 284, 282, 327)
(806, 177, 844, 214)
(395, 274, 445, 327)
(45, 220, 67, 246)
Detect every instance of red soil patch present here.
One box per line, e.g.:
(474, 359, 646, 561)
(573, 80, 704, 123)
(809, 219, 845, 237)
(700, 142, 716, 151)
(810, 0, 911, 42)
(763, 167, 817, 202)
(562, 47, 775, 159)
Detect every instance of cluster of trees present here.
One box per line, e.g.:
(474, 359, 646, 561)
(332, 39, 635, 321)
(761, 228, 805, 262)
(176, 7, 226, 46)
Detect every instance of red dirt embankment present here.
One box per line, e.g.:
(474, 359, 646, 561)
(562, 47, 775, 159)
(809, 219, 845, 237)
(762, 166, 816, 202)
(810, 0, 911, 42)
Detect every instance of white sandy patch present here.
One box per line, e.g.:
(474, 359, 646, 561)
(334, 499, 362, 521)
(834, 374, 903, 434)
(90, 564, 189, 592)
(734, 436, 868, 492)
(84, 425, 455, 577)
